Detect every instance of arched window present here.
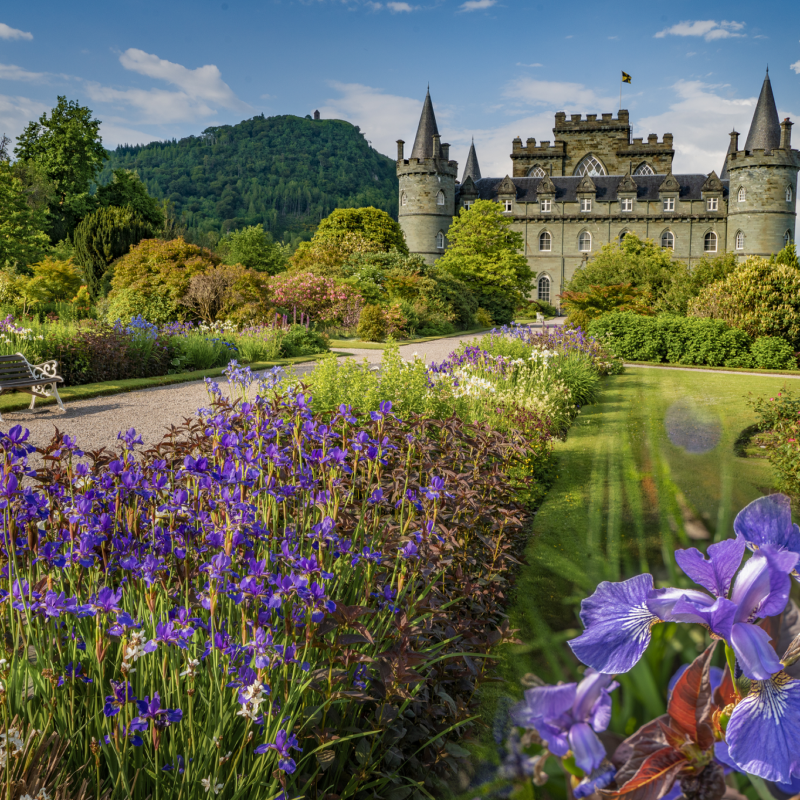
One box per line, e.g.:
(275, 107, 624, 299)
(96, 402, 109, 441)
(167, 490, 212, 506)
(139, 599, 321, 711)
(786, 230, 794, 247)
(400, 191, 407, 206)
(528, 166, 547, 178)
(619, 230, 629, 243)
(735, 230, 745, 250)
(539, 231, 552, 252)
(788, 186, 794, 203)
(574, 154, 607, 177)
(537, 274, 551, 303)
(704, 231, 718, 253)
(737, 187, 746, 202)
(661, 230, 674, 250)
(579, 231, 592, 252)
(633, 163, 655, 176)
(436, 231, 445, 249)
(436, 190, 445, 206)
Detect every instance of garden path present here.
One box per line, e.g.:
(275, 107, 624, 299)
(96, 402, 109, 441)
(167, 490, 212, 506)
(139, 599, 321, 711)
(6, 331, 489, 454)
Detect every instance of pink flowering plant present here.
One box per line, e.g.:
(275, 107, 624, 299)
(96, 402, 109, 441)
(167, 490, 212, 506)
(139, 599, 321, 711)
(268, 271, 364, 328)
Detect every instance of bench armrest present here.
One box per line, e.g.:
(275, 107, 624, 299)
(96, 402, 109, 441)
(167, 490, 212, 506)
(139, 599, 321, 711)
(31, 360, 61, 381)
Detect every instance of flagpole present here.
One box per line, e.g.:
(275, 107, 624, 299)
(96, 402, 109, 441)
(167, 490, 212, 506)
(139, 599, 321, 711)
(619, 77, 622, 111)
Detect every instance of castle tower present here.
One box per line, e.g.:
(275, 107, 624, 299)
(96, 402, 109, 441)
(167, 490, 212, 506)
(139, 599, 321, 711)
(726, 70, 799, 257)
(396, 89, 458, 264)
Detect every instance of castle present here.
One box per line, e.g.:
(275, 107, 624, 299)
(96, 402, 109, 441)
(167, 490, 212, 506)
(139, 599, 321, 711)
(396, 72, 799, 307)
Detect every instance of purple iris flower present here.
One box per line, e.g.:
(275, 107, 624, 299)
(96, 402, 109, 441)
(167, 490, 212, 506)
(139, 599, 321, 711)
(103, 680, 136, 717)
(399, 541, 419, 560)
(511, 670, 617, 797)
(89, 587, 123, 616)
(254, 729, 301, 773)
(734, 494, 800, 581)
(129, 693, 183, 731)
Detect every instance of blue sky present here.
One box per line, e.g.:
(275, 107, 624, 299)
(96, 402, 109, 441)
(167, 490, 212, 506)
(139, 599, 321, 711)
(1, 0, 799, 178)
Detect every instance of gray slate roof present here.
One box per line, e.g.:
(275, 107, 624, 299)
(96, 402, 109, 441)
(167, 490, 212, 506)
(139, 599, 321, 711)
(456, 174, 728, 203)
(462, 141, 481, 182)
(743, 71, 781, 153)
(410, 90, 440, 160)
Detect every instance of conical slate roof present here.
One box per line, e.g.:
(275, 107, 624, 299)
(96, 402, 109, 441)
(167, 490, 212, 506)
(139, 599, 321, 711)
(410, 88, 440, 160)
(744, 71, 781, 153)
(462, 139, 481, 182)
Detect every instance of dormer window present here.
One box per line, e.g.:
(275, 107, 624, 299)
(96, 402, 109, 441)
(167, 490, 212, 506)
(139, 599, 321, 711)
(436, 231, 445, 249)
(707, 197, 719, 211)
(540, 199, 551, 212)
(663, 198, 675, 212)
(463, 200, 472, 211)
(580, 198, 592, 213)
(738, 187, 746, 202)
(621, 198, 633, 212)
(436, 190, 445, 206)
(788, 186, 794, 203)
(503, 200, 513, 212)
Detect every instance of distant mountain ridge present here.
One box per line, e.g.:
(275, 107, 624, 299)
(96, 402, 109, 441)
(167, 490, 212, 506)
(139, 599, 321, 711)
(98, 114, 399, 245)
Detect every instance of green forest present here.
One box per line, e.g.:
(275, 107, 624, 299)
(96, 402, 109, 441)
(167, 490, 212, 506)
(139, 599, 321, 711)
(98, 114, 399, 247)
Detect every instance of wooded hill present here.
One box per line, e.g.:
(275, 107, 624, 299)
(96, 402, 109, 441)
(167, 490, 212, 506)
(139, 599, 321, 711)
(98, 115, 399, 245)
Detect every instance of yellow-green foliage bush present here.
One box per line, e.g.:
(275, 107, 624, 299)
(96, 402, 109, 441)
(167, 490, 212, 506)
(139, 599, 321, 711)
(356, 303, 386, 342)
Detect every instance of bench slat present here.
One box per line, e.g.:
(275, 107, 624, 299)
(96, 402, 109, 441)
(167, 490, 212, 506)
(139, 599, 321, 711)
(0, 378, 63, 389)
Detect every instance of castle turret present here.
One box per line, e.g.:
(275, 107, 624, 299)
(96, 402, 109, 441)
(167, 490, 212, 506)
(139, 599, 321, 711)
(462, 139, 481, 182)
(726, 70, 799, 257)
(397, 89, 458, 264)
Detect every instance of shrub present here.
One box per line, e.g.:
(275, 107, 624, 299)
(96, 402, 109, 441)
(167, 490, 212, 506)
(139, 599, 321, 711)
(279, 323, 329, 357)
(95, 169, 164, 229)
(561, 283, 654, 330)
(73, 206, 155, 296)
(216, 223, 290, 274)
(475, 307, 494, 328)
(356, 303, 386, 341)
(107, 237, 219, 324)
(689, 248, 800, 348)
(750, 335, 797, 370)
(588, 312, 763, 367)
(268, 270, 363, 327)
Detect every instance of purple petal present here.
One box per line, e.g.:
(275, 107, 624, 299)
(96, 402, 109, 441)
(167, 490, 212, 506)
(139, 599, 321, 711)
(671, 596, 737, 641)
(734, 494, 800, 556)
(726, 672, 800, 783)
(535, 719, 571, 757)
(731, 547, 797, 622)
(713, 741, 739, 772)
(569, 722, 607, 774)
(730, 622, 783, 680)
(675, 536, 745, 597)
(517, 683, 576, 721)
(574, 765, 616, 799)
(569, 574, 659, 674)
(573, 671, 616, 725)
(647, 588, 716, 623)
(588, 691, 613, 733)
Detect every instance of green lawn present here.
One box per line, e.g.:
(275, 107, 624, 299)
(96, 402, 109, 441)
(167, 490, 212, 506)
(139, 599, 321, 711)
(463, 367, 797, 797)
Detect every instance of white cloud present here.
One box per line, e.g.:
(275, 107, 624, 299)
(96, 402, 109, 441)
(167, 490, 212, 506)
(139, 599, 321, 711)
(0, 94, 49, 143)
(319, 81, 429, 157)
(792, 60, 800, 74)
(386, 1, 414, 10)
(654, 20, 745, 41)
(0, 63, 47, 82)
(516, 62, 543, 67)
(459, 0, 496, 11)
(100, 120, 163, 149)
(84, 49, 249, 126)
(503, 78, 616, 110)
(0, 23, 33, 41)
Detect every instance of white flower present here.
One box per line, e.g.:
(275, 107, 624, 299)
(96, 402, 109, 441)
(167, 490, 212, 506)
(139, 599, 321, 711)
(201, 776, 224, 794)
(180, 658, 200, 678)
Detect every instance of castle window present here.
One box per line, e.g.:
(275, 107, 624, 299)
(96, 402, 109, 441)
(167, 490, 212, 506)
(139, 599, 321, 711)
(707, 197, 719, 212)
(704, 231, 718, 253)
(663, 197, 675, 212)
(661, 230, 674, 250)
(621, 198, 633, 212)
(786, 230, 794, 247)
(619, 230, 628, 243)
(574, 154, 607, 177)
(738, 187, 746, 202)
(537, 275, 551, 302)
(436, 190, 445, 206)
(539, 231, 552, 252)
(579, 231, 592, 252)
(463, 201, 472, 211)
(436, 231, 445, 249)
(528, 166, 547, 178)
(540, 199, 552, 212)
(633, 163, 655, 176)
(788, 186, 794, 203)
(735, 230, 745, 250)
(580, 198, 592, 213)
(400, 191, 407, 206)
(503, 200, 513, 212)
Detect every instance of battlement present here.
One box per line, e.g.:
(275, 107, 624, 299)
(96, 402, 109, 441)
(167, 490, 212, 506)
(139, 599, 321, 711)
(726, 148, 800, 169)
(621, 133, 674, 153)
(396, 157, 459, 177)
(555, 110, 630, 131)
(511, 137, 566, 155)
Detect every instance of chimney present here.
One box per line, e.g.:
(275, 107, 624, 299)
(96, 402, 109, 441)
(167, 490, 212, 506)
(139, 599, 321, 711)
(432, 133, 442, 159)
(729, 129, 740, 153)
(781, 118, 793, 151)
(396, 139, 405, 161)
(441, 142, 450, 161)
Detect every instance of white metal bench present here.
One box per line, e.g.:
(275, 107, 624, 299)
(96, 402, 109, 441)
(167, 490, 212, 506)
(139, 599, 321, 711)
(0, 353, 66, 422)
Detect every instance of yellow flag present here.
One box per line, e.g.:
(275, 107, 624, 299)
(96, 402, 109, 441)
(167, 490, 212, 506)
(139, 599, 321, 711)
(622, 71, 632, 84)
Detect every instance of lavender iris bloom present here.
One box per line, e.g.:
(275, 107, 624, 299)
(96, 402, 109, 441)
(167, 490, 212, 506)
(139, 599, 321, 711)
(733, 494, 800, 581)
(254, 729, 301, 773)
(511, 670, 617, 797)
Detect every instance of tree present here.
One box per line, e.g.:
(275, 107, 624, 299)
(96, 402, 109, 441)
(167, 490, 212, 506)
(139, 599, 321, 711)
(290, 231, 375, 275)
(560, 283, 654, 330)
(217, 224, 290, 274)
(435, 200, 532, 325)
(0, 161, 50, 271)
(14, 96, 106, 242)
(312, 207, 407, 254)
(95, 169, 164, 229)
(13, 257, 83, 311)
(73, 206, 155, 297)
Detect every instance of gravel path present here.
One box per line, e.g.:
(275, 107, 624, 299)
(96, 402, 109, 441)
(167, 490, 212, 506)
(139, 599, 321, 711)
(4, 331, 495, 454)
